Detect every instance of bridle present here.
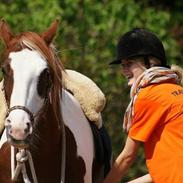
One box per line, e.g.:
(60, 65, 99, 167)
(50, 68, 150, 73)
(6, 106, 34, 123)
(6, 96, 49, 124)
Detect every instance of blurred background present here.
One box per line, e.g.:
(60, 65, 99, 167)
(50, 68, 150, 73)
(0, 0, 183, 182)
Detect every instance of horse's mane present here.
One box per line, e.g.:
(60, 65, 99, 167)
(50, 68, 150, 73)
(3, 31, 64, 126)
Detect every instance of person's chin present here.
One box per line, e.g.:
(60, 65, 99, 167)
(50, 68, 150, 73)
(127, 78, 134, 86)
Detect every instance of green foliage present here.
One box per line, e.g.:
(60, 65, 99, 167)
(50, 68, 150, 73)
(0, 0, 182, 181)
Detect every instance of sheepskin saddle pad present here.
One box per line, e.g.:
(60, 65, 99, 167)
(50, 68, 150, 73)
(62, 70, 106, 128)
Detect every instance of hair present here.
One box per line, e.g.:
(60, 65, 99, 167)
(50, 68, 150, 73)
(171, 64, 183, 86)
(131, 56, 183, 86)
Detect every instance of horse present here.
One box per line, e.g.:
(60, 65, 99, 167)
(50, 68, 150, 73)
(0, 19, 111, 183)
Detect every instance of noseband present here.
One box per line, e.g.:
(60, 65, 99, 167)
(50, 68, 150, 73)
(6, 97, 49, 124)
(6, 105, 34, 123)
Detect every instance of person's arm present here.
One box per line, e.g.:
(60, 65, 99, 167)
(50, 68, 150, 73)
(127, 174, 153, 183)
(103, 136, 140, 183)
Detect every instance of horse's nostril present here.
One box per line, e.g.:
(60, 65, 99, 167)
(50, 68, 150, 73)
(7, 119, 11, 123)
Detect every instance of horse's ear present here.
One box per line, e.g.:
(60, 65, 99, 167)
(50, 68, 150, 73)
(41, 19, 60, 45)
(0, 19, 14, 47)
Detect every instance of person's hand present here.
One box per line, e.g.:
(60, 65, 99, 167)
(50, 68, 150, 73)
(125, 174, 153, 183)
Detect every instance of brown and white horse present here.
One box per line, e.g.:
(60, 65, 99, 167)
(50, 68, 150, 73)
(0, 19, 111, 183)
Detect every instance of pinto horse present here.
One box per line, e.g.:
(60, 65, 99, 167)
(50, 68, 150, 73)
(0, 19, 111, 183)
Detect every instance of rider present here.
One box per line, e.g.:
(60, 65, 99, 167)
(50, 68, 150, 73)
(103, 28, 183, 183)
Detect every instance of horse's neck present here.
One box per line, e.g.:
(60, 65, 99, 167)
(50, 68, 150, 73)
(28, 101, 62, 181)
(30, 102, 61, 154)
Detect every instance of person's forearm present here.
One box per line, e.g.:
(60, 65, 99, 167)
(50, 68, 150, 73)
(103, 137, 140, 183)
(103, 152, 135, 183)
(127, 174, 153, 183)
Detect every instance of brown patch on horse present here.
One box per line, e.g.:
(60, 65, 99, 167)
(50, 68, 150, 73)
(0, 143, 11, 183)
(26, 103, 62, 183)
(65, 126, 86, 183)
(0, 142, 23, 183)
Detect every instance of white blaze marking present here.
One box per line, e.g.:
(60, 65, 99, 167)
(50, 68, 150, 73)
(7, 48, 47, 135)
(9, 48, 47, 113)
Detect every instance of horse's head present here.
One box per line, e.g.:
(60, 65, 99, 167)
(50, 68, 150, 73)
(0, 19, 62, 148)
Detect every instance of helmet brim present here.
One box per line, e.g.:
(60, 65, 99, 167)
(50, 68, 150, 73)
(109, 59, 121, 65)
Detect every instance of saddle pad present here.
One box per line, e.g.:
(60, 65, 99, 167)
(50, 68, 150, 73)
(62, 70, 106, 128)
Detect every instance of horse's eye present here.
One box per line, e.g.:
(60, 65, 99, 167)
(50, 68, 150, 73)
(37, 69, 52, 98)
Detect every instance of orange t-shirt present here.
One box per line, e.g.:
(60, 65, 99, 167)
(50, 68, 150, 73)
(128, 83, 183, 183)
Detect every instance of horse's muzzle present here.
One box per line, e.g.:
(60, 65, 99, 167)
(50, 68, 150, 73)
(5, 124, 31, 148)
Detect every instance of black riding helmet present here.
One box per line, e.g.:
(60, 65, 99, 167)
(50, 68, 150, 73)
(110, 28, 168, 68)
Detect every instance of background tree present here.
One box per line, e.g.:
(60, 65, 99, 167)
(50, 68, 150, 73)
(0, 0, 182, 181)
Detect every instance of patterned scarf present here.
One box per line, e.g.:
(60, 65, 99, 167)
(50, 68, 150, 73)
(123, 67, 180, 132)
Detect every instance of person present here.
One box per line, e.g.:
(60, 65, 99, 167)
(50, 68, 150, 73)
(103, 28, 183, 183)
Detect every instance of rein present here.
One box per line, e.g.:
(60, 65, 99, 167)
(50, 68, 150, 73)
(60, 113, 66, 183)
(11, 147, 38, 183)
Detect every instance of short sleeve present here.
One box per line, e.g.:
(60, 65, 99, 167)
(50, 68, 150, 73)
(128, 98, 169, 142)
